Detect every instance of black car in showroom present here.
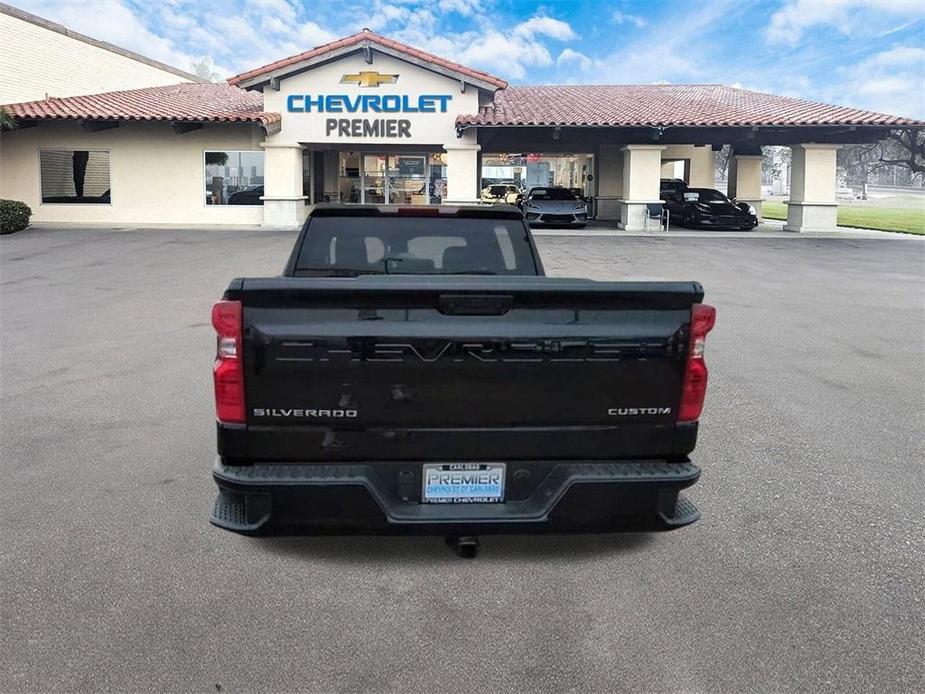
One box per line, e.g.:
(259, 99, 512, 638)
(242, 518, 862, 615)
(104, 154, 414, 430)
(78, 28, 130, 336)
(660, 177, 688, 200)
(664, 187, 758, 230)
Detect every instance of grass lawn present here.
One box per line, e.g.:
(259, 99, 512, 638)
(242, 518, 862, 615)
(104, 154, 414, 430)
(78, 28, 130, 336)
(762, 201, 925, 235)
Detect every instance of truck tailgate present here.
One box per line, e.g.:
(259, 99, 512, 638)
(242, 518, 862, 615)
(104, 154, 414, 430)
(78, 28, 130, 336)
(223, 276, 704, 462)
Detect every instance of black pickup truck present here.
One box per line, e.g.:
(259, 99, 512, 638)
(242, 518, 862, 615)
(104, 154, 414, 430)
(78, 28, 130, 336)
(210, 204, 715, 552)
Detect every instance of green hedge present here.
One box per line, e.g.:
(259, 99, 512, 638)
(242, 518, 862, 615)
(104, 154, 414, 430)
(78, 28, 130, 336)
(0, 199, 32, 234)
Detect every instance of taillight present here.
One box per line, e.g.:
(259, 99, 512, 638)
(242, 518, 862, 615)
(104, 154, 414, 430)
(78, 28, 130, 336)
(212, 300, 244, 424)
(678, 304, 717, 423)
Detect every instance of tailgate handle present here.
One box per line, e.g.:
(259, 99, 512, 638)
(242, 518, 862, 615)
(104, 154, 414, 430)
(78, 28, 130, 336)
(438, 294, 513, 316)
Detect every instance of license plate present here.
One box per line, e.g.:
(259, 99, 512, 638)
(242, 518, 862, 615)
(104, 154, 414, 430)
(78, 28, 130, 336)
(422, 463, 505, 504)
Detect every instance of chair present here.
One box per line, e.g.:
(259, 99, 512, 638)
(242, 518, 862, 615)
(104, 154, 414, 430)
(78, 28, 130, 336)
(645, 203, 669, 231)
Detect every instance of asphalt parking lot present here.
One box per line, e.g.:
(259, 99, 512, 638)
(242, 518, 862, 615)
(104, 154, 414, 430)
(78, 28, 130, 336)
(1, 227, 923, 693)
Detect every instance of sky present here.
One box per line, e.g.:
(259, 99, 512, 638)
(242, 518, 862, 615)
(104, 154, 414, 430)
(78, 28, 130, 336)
(12, 0, 925, 118)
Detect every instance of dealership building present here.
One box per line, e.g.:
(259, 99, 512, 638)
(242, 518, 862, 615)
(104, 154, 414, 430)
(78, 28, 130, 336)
(1, 12, 922, 231)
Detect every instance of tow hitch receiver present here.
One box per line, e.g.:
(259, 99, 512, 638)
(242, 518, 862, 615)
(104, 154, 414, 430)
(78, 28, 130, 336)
(446, 536, 480, 559)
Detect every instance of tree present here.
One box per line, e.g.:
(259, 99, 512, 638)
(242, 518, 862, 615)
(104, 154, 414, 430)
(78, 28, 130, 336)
(191, 56, 221, 83)
(714, 145, 730, 180)
(762, 146, 790, 184)
(838, 128, 925, 189)
(205, 152, 228, 167)
(837, 143, 876, 188)
(874, 129, 925, 175)
(0, 107, 16, 131)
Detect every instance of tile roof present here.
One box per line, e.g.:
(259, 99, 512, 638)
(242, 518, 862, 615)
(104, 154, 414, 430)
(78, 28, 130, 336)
(1, 82, 280, 127)
(456, 84, 924, 128)
(3, 80, 921, 134)
(227, 29, 508, 90)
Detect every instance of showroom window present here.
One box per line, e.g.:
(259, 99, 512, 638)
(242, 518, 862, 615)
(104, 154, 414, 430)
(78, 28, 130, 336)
(40, 150, 111, 204)
(204, 151, 265, 205)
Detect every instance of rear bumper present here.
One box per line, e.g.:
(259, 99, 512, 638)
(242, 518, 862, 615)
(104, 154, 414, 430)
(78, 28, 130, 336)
(210, 457, 701, 536)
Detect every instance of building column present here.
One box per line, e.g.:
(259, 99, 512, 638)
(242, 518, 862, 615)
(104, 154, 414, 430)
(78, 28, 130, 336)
(261, 141, 307, 227)
(727, 152, 764, 220)
(443, 133, 480, 204)
(595, 144, 624, 221)
(618, 144, 665, 231)
(688, 146, 715, 188)
(784, 144, 838, 232)
(322, 150, 339, 202)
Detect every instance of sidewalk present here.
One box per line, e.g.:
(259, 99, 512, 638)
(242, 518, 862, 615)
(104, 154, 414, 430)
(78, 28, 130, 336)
(529, 219, 918, 239)
(17, 219, 921, 240)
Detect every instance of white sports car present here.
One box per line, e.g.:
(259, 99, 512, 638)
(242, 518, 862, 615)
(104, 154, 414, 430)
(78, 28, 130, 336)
(522, 187, 588, 227)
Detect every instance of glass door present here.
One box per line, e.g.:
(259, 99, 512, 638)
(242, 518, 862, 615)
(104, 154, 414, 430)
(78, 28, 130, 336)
(429, 153, 447, 204)
(387, 155, 428, 205)
(362, 154, 387, 203)
(337, 152, 361, 203)
(337, 152, 437, 204)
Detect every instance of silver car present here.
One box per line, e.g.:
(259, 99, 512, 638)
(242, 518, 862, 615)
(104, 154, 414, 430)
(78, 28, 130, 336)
(522, 187, 588, 227)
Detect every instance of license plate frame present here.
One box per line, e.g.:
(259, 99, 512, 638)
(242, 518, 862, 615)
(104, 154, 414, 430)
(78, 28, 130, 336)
(421, 463, 506, 504)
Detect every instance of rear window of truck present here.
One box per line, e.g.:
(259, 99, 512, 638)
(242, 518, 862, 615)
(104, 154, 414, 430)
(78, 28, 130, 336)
(293, 217, 538, 276)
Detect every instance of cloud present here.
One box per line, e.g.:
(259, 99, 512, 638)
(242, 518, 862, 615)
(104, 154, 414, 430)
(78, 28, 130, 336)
(15, 0, 210, 75)
(451, 16, 576, 78)
(611, 10, 646, 28)
(828, 45, 925, 118)
(12, 0, 583, 84)
(512, 15, 577, 41)
(766, 0, 925, 45)
(249, 0, 298, 24)
(297, 21, 338, 47)
(13, 0, 344, 77)
(378, 7, 579, 80)
(592, 0, 751, 83)
(440, 0, 482, 16)
(455, 31, 554, 78)
(557, 48, 592, 72)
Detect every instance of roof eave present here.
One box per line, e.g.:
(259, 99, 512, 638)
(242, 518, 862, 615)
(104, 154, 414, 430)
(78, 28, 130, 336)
(230, 40, 506, 93)
(3, 113, 280, 133)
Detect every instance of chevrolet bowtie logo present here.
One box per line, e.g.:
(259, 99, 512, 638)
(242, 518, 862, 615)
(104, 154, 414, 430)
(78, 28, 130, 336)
(341, 71, 399, 88)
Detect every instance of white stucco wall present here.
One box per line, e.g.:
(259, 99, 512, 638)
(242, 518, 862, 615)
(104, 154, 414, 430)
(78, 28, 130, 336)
(596, 145, 624, 220)
(0, 11, 195, 104)
(789, 144, 837, 202)
(727, 155, 763, 200)
(784, 143, 838, 232)
(622, 145, 664, 201)
(0, 121, 265, 225)
(660, 144, 715, 188)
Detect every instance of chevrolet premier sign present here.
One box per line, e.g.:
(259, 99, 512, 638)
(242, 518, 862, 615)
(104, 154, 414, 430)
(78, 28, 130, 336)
(286, 71, 453, 138)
